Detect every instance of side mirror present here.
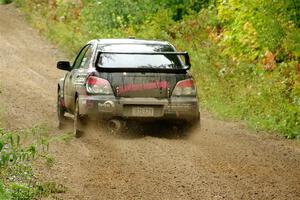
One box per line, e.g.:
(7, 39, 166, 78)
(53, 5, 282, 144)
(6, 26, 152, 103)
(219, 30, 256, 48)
(57, 61, 71, 71)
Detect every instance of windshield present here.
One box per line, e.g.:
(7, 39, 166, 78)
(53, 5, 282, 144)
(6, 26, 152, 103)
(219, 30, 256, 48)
(97, 44, 185, 69)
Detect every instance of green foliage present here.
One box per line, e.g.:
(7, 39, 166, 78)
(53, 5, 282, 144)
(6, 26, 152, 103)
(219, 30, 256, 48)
(15, 0, 300, 138)
(0, 129, 36, 166)
(7, 181, 66, 200)
(0, 0, 13, 4)
(217, 0, 290, 60)
(0, 126, 66, 199)
(0, 181, 11, 200)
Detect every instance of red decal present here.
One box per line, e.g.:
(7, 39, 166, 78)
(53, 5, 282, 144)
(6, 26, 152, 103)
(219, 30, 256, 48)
(119, 81, 169, 94)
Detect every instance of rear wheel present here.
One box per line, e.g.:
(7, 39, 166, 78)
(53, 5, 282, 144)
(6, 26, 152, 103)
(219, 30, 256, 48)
(177, 115, 201, 137)
(74, 98, 85, 138)
(187, 113, 201, 131)
(57, 89, 66, 129)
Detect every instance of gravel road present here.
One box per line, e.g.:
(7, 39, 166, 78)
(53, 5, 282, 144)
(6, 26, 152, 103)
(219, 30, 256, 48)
(0, 4, 299, 200)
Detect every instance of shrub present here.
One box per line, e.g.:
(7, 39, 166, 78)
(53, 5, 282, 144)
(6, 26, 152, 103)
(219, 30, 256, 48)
(0, 126, 66, 199)
(0, 0, 13, 5)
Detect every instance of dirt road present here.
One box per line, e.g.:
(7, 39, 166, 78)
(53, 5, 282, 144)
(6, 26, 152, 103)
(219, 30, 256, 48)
(1, 4, 300, 200)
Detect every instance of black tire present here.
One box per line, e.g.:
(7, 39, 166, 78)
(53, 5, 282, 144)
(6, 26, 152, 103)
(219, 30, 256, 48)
(187, 114, 201, 132)
(74, 98, 85, 138)
(57, 90, 66, 129)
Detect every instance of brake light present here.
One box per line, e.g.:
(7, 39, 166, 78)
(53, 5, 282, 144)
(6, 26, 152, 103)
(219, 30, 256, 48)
(86, 76, 113, 95)
(172, 79, 196, 96)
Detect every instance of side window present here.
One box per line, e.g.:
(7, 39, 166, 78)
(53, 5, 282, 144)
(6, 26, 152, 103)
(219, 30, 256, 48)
(80, 46, 93, 69)
(73, 45, 90, 69)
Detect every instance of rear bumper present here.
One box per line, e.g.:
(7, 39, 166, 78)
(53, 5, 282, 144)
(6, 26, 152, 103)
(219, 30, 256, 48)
(78, 95, 200, 121)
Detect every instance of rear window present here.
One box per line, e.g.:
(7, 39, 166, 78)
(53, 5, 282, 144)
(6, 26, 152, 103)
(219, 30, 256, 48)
(97, 44, 184, 69)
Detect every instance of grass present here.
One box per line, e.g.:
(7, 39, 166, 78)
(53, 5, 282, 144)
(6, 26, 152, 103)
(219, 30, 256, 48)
(0, 0, 13, 5)
(0, 125, 68, 199)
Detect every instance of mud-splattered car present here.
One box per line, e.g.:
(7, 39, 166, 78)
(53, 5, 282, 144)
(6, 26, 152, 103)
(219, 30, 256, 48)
(56, 39, 200, 136)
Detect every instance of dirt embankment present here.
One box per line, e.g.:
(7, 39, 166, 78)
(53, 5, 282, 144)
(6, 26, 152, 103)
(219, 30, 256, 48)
(0, 4, 299, 200)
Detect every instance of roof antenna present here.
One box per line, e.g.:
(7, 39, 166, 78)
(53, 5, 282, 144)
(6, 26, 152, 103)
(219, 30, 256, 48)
(128, 36, 136, 39)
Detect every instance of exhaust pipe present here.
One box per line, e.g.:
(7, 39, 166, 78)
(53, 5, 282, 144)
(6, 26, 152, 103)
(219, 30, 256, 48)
(108, 119, 122, 132)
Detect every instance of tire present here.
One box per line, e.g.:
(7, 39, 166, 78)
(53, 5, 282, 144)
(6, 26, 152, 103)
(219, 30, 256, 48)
(188, 113, 201, 131)
(57, 90, 66, 129)
(74, 98, 85, 138)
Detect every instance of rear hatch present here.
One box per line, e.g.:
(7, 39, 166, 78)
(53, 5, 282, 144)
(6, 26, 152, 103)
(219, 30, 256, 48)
(95, 43, 190, 98)
(99, 72, 188, 98)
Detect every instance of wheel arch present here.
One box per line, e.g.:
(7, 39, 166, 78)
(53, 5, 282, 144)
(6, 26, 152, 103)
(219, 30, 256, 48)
(75, 92, 78, 102)
(58, 78, 65, 96)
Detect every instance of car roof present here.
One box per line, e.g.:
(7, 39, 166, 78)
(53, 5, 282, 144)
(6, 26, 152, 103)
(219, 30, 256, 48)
(89, 38, 171, 46)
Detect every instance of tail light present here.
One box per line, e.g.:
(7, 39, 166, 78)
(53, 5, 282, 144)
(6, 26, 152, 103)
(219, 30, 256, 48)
(172, 79, 196, 96)
(86, 76, 113, 95)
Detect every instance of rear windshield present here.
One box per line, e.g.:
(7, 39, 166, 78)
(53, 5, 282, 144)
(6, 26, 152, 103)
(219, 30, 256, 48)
(97, 44, 184, 69)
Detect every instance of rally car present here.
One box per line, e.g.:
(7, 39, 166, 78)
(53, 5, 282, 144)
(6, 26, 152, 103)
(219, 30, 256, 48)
(56, 38, 200, 137)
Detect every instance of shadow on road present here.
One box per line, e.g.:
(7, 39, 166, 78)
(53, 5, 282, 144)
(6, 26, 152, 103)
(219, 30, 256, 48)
(112, 120, 198, 140)
(58, 116, 200, 140)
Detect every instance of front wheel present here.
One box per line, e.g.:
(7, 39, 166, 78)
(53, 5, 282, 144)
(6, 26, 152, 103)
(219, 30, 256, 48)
(74, 98, 85, 138)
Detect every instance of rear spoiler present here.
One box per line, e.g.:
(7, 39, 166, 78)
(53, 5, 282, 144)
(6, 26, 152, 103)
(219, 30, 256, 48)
(95, 51, 191, 73)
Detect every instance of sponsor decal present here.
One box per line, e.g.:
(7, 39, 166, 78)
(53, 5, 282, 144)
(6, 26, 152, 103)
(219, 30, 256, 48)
(98, 101, 115, 109)
(118, 81, 169, 94)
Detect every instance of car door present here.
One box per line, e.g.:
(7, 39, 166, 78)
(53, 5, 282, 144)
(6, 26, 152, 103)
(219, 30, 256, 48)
(64, 44, 91, 112)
